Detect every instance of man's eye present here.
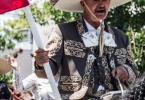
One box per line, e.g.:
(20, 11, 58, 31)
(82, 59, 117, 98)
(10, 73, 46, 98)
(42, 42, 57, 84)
(92, 0, 99, 1)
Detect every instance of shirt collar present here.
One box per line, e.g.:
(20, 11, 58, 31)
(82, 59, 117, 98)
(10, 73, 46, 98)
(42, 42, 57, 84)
(84, 18, 104, 31)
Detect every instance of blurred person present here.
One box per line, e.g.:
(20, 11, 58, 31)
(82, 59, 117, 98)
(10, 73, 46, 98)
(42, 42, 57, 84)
(8, 57, 55, 100)
(0, 57, 32, 100)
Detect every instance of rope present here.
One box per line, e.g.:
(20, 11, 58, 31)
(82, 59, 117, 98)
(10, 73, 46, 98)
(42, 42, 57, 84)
(82, 0, 105, 57)
(99, 21, 105, 57)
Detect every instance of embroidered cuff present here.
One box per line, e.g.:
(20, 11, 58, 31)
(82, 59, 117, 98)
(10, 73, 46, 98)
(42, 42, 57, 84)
(34, 61, 44, 70)
(122, 64, 136, 84)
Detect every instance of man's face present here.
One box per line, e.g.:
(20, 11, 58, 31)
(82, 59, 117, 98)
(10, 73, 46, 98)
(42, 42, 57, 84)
(84, 0, 110, 21)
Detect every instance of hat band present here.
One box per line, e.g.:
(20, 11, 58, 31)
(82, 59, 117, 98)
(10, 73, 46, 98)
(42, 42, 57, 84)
(50, 0, 58, 6)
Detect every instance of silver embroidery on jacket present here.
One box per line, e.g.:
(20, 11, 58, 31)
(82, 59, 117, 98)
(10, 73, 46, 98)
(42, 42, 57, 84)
(64, 40, 86, 58)
(69, 17, 96, 99)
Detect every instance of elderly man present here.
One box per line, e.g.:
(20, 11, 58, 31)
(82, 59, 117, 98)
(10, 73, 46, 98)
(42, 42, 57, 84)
(34, 0, 139, 99)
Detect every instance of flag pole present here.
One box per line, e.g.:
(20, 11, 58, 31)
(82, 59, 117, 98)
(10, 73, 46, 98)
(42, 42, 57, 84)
(23, 6, 61, 100)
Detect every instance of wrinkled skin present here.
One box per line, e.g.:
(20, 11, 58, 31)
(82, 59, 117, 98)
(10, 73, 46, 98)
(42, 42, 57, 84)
(80, 0, 110, 28)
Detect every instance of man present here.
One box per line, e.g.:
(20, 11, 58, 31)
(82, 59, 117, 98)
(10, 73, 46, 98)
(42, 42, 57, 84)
(34, 0, 139, 99)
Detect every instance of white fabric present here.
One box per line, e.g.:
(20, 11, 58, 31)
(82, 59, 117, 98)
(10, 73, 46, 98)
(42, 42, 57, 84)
(84, 19, 98, 31)
(97, 85, 105, 92)
(22, 74, 55, 100)
(82, 20, 117, 48)
(13, 69, 55, 100)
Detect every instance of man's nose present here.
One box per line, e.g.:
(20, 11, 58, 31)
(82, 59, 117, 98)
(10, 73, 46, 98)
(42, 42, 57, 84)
(98, 1, 105, 7)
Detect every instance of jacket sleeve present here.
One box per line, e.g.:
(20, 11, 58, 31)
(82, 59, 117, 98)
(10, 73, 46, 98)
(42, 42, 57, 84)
(35, 25, 63, 78)
(13, 69, 24, 91)
(22, 73, 37, 91)
(123, 36, 140, 84)
(14, 69, 37, 91)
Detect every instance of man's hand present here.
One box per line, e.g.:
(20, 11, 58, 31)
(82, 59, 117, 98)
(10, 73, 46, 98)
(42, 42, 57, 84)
(33, 48, 49, 67)
(7, 57, 19, 70)
(111, 66, 128, 82)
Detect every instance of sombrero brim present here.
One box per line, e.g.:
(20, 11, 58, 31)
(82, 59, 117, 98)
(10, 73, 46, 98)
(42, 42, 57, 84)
(0, 57, 12, 74)
(52, 0, 131, 12)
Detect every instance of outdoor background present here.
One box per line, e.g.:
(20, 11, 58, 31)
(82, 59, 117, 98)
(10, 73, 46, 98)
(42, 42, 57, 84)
(0, 0, 145, 84)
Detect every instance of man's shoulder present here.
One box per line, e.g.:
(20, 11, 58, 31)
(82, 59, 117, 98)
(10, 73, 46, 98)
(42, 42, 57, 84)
(109, 26, 127, 37)
(58, 21, 76, 28)
(57, 21, 77, 33)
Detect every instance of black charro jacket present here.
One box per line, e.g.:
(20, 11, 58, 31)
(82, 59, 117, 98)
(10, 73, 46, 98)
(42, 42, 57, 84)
(35, 18, 139, 100)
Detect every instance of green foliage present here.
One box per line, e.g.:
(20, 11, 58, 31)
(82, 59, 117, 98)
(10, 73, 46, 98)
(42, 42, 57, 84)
(134, 0, 145, 6)
(0, 19, 28, 50)
(29, 2, 81, 25)
(42, 2, 81, 24)
(0, 71, 13, 84)
(106, 1, 145, 32)
(30, 3, 48, 25)
(126, 29, 145, 73)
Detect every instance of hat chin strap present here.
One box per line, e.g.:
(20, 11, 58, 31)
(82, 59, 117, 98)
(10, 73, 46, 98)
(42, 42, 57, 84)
(82, 0, 101, 22)
(82, 0, 105, 57)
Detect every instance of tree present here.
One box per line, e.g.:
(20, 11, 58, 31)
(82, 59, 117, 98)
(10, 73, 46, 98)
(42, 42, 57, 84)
(0, 18, 29, 50)
(28, 2, 81, 25)
(106, 0, 145, 32)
